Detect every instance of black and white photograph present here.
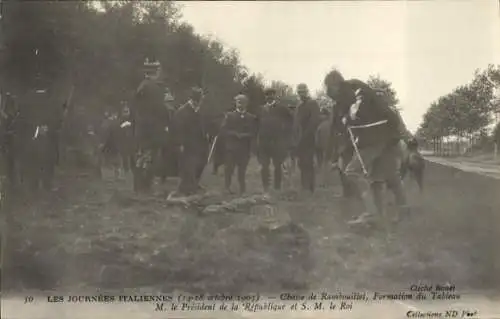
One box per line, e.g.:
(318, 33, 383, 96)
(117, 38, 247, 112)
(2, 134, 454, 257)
(1, 0, 500, 318)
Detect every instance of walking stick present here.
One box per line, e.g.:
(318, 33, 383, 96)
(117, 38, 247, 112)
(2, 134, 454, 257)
(206, 111, 229, 164)
(206, 135, 218, 164)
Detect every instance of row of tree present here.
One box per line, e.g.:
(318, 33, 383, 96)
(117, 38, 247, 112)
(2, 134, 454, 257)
(416, 65, 500, 151)
(0, 1, 413, 148)
(0, 1, 293, 126)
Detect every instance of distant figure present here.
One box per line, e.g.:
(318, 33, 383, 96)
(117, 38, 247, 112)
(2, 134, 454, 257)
(315, 106, 331, 169)
(117, 103, 134, 176)
(220, 94, 257, 194)
(400, 137, 425, 193)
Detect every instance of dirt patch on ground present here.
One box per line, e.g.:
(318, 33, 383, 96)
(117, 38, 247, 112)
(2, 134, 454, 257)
(2, 160, 500, 296)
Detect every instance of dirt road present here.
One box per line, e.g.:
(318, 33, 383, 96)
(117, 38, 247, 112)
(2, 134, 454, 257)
(425, 156, 500, 179)
(2, 157, 500, 318)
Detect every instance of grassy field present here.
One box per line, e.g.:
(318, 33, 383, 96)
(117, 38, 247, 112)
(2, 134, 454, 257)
(2, 158, 500, 296)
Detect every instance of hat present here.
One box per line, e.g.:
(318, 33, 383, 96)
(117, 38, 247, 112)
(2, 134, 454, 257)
(234, 94, 248, 102)
(297, 83, 308, 92)
(324, 69, 344, 86)
(264, 88, 276, 96)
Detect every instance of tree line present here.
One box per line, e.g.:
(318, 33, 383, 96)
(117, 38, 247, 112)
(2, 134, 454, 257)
(416, 65, 500, 156)
(0, 1, 414, 158)
(0, 1, 299, 131)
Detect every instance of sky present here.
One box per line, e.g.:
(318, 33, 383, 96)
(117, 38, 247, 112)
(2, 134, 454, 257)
(180, 0, 500, 132)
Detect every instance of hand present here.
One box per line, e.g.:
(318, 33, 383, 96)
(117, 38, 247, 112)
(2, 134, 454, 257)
(349, 101, 361, 120)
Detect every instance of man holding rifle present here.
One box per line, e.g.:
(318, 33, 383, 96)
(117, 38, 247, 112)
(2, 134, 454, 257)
(324, 69, 408, 224)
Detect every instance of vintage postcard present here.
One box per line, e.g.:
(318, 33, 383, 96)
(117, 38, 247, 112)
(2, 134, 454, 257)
(1, 0, 499, 318)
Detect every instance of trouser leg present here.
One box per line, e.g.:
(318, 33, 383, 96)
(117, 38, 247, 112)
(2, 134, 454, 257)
(258, 147, 271, 192)
(298, 148, 315, 192)
(373, 140, 408, 217)
(195, 145, 208, 184)
(177, 152, 198, 195)
(237, 152, 250, 194)
(344, 145, 385, 216)
(338, 151, 360, 199)
(371, 181, 386, 216)
(272, 154, 284, 190)
(224, 152, 236, 191)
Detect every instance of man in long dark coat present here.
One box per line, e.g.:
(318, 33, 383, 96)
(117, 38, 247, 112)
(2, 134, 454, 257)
(256, 88, 294, 192)
(220, 94, 257, 194)
(171, 87, 209, 196)
(132, 60, 165, 192)
(293, 83, 321, 193)
(158, 89, 179, 182)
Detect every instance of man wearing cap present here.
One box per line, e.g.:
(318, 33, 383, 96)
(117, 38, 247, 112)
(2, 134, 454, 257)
(324, 69, 408, 224)
(220, 94, 257, 194)
(171, 87, 208, 196)
(256, 88, 294, 192)
(293, 83, 321, 193)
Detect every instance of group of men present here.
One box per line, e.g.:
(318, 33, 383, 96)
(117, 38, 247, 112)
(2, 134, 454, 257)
(100, 61, 414, 224)
(213, 69, 411, 223)
(173, 83, 328, 196)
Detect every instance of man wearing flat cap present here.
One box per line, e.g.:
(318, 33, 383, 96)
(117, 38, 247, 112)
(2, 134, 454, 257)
(171, 87, 208, 196)
(256, 88, 294, 192)
(220, 94, 257, 194)
(293, 83, 321, 193)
